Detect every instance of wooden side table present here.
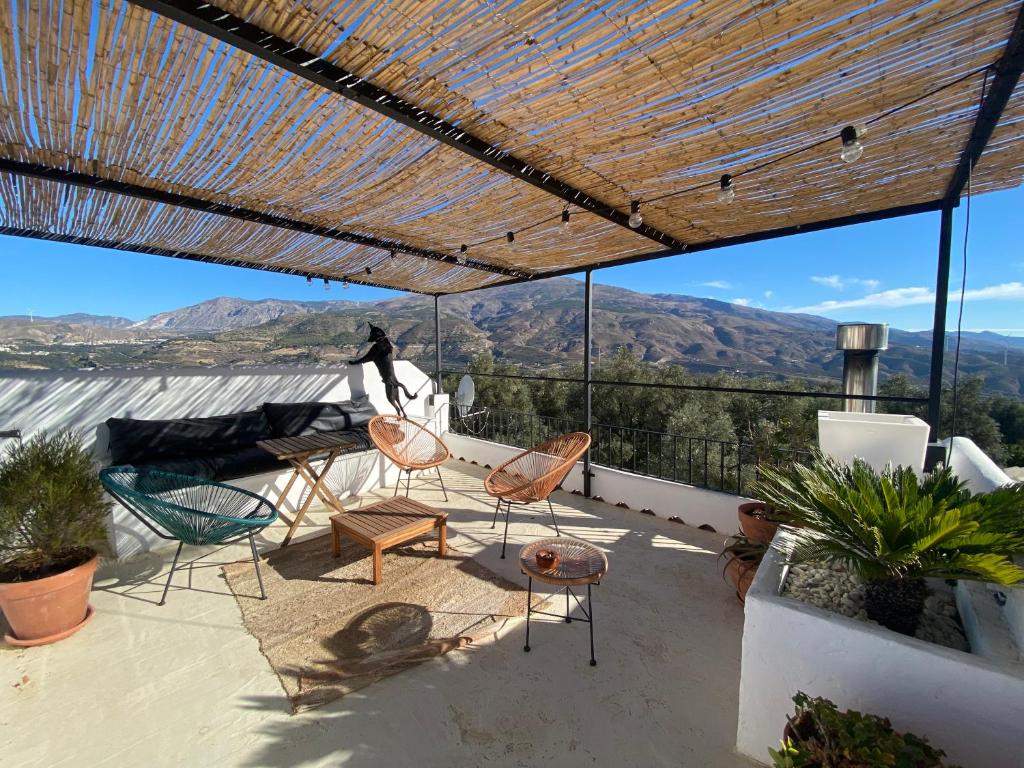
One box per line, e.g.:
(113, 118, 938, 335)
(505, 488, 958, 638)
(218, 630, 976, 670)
(257, 432, 363, 547)
(330, 497, 447, 585)
(519, 537, 608, 666)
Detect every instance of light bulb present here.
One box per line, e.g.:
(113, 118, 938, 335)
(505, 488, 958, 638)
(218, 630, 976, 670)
(457, 244, 468, 264)
(560, 208, 571, 234)
(389, 250, 396, 260)
(342, 280, 350, 290)
(364, 267, 372, 276)
(323, 278, 330, 291)
(306, 276, 312, 286)
(505, 231, 516, 250)
(840, 125, 863, 163)
(628, 200, 643, 228)
(717, 174, 735, 203)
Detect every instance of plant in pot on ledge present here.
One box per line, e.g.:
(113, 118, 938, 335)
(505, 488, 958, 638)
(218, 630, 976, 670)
(769, 691, 958, 767)
(752, 450, 1024, 636)
(0, 430, 109, 646)
(720, 533, 768, 602)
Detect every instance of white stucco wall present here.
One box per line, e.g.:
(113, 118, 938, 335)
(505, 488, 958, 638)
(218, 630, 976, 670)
(0, 363, 438, 555)
(444, 433, 751, 533)
(942, 435, 1015, 493)
(737, 542, 1024, 768)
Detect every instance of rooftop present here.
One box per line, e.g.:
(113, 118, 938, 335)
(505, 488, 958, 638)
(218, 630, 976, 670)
(1, 461, 750, 767)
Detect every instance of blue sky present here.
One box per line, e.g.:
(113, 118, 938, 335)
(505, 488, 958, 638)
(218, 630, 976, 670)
(1, 185, 1021, 334)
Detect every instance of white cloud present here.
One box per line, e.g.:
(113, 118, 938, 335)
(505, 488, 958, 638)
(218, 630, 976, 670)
(810, 275, 881, 291)
(764, 290, 774, 299)
(696, 280, 732, 290)
(790, 282, 1024, 314)
(732, 297, 752, 306)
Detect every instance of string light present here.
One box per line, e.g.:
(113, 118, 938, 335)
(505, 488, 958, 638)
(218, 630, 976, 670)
(314, 67, 984, 273)
(840, 125, 864, 163)
(306, 276, 312, 286)
(323, 277, 330, 291)
(717, 174, 735, 203)
(364, 266, 372, 276)
(628, 200, 643, 228)
(342, 279, 350, 290)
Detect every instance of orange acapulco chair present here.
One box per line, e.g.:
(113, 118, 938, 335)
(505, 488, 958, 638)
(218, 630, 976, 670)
(368, 415, 452, 500)
(484, 432, 591, 559)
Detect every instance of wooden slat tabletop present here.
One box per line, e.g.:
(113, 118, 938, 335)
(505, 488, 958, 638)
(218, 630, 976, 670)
(258, 431, 363, 460)
(331, 497, 445, 543)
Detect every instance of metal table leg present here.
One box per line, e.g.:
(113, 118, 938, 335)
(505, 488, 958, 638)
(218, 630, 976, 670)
(524, 576, 533, 652)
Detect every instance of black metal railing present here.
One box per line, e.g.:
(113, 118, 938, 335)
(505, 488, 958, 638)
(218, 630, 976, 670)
(448, 404, 809, 495)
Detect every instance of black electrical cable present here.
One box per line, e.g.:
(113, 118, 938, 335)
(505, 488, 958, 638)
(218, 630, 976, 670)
(949, 68, 988, 453)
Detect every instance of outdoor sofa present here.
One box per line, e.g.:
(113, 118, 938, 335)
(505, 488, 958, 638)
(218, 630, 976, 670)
(102, 398, 377, 481)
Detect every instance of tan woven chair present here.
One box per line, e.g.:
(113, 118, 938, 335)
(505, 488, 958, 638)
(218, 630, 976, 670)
(368, 415, 452, 500)
(484, 432, 591, 558)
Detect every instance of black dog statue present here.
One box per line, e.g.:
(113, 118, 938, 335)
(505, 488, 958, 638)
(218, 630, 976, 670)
(349, 323, 418, 417)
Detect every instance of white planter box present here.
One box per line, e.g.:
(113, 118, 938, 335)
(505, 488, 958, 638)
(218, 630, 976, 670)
(818, 410, 930, 473)
(737, 540, 1024, 767)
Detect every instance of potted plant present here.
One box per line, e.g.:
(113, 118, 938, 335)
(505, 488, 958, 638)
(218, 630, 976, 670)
(752, 451, 1024, 636)
(769, 691, 957, 767)
(0, 430, 109, 646)
(720, 533, 768, 603)
(738, 500, 787, 545)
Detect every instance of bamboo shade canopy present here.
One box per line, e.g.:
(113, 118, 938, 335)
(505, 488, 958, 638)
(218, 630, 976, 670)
(1, 0, 1023, 295)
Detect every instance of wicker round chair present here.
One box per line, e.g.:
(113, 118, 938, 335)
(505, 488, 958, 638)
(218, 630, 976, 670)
(484, 432, 591, 558)
(99, 466, 279, 605)
(368, 415, 452, 500)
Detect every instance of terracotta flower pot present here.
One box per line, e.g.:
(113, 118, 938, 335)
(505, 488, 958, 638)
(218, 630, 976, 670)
(0, 554, 97, 647)
(723, 555, 759, 603)
(738, 501, 779, 545)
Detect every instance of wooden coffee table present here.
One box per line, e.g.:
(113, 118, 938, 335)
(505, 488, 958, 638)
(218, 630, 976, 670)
(330, 497, 447, 585)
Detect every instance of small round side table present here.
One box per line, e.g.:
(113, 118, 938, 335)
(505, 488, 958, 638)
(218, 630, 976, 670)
(519, 537, 609, 666)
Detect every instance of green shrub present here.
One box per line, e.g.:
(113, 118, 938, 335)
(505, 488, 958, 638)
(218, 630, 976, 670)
(0, 430, 110, 581)
(751, 451, 1024, 633)
(769, 692, 957, 768)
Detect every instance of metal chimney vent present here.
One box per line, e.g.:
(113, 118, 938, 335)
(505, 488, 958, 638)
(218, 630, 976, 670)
(836, 323, 889, 413)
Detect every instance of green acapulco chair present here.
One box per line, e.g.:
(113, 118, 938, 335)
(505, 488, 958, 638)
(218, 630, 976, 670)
(99, 466, 279, 605)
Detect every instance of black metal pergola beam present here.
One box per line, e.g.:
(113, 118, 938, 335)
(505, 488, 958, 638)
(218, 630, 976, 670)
(461, 198, 949, 293)
(0, 226, 437, 293)
(127, 0, 688, 253)
(945, 3, 1024, 202)
(0, 158, 526, 280)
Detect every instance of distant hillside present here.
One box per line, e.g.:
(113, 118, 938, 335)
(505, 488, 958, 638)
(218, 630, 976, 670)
(134, 296, 363, 332)
(1, 279, 1021, 395)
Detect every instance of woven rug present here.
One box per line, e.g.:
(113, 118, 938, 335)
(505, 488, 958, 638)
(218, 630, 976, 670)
(223, 533, 526, 712)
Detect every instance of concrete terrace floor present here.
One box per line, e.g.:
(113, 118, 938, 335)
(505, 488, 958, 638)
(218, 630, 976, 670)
(1, 461, 755, 768)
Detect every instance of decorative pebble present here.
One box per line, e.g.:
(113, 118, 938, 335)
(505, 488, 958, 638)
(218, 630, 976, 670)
(782, 562, 969, 652)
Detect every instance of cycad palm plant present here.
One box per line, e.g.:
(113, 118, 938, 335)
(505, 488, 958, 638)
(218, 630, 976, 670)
(752, 451, 1024, 635)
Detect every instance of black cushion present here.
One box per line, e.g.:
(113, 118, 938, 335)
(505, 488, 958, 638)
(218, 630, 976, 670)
(263, 397, 377, 438)
(141, 447, 287, 482)
(106, 410, 274, 465)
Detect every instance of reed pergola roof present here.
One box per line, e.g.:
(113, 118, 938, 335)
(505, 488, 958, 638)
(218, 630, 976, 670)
(1, 0, 1023, 295)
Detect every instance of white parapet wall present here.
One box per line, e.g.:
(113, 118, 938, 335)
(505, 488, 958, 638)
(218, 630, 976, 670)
(444, 433, 752, 533)
(0, 363, 439, 556)
(737, 540, 1024, 768)
(942, 435, 1015, 493)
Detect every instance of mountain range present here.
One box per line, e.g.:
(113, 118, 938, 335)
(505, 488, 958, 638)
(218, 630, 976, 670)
(1, 278, 1021, 395)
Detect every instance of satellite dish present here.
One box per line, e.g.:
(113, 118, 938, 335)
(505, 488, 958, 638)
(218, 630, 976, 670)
(456, 374, 476, 417)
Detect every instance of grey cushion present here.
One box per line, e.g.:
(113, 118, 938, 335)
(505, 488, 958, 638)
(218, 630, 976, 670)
(106, 410, 274, 466)
(263, 397, 377, 437)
